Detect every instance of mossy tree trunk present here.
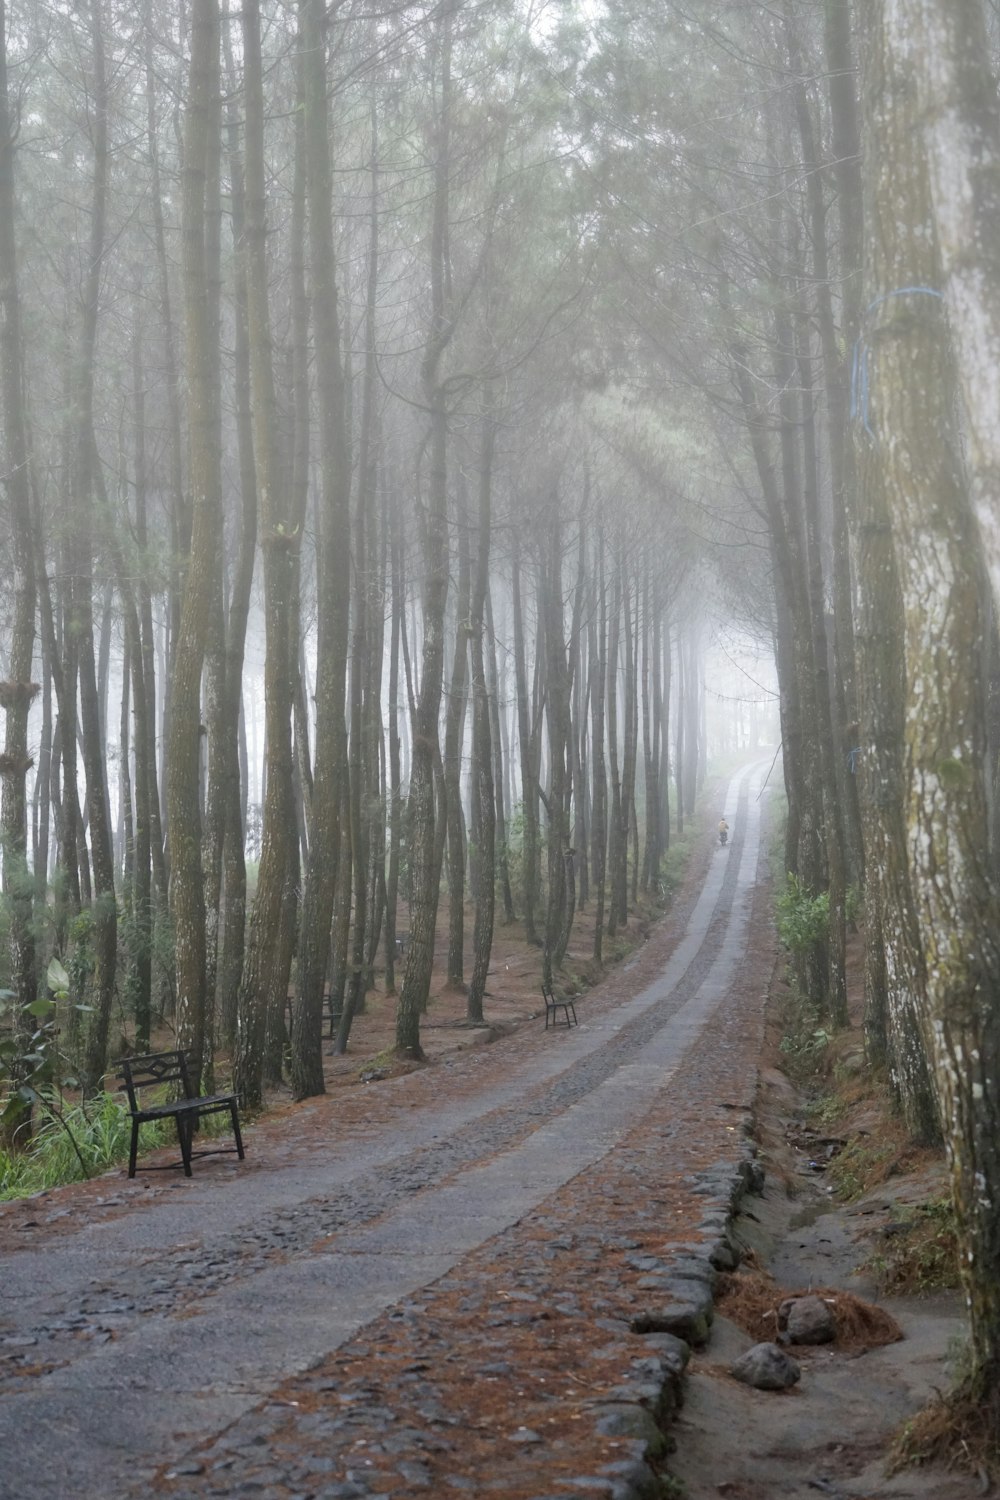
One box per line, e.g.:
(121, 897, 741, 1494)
(863, 0, 1000, 1405)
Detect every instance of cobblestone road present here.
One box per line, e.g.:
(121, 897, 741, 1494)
(0, 761, 772, 1500)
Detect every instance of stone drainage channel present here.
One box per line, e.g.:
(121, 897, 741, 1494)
(0, 761, 770, 1500)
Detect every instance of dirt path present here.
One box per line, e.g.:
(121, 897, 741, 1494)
(668, 1060, 979, 1500)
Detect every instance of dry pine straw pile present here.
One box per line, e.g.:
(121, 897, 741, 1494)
(716, 1265, 902, 1354)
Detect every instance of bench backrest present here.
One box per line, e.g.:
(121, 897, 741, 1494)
(118, 1050, 194, 1112)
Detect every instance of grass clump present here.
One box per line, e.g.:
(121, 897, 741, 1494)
(0, 1093, 170, 1201)
(775, 977, 832, 1080)
(658, 832, 694, 907)
(892, 1375, 1000, 1487)
(805, 1092, 846, 1128)
(863, 1197, 959, 1294)
(825, 1135, 893, 1201)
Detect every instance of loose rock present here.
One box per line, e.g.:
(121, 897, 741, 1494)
(781, 1294, 835, 1345)
(730, 1341, 801, 1391)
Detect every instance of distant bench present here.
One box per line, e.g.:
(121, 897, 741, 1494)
(285, 989, 343, 1041)
(118, 1051, 245, 1179)
(542, 980, 578, 1030)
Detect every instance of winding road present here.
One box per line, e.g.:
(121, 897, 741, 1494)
(0, 758, 770, 1500)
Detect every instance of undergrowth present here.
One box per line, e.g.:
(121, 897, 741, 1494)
(826, 1131, 897, 1202)
(892, 1375, 1000, 1487)
(0, 1094, 233, 1201)
(766, 814, 978, 1475)
(776, 980, 832, 1081)
(0, 1094, 170, 1200)
(775, 872, 830, 955)
(658, 831, 694, 907)
(772, 850, 836, 1078)
(861, 1196, 959, 1294)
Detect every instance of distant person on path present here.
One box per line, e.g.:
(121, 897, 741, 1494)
(718, 817, 729, 846)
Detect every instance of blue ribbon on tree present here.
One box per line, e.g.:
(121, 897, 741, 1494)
(850, 286, 943, 441)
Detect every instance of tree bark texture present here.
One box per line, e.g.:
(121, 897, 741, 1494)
(863, 0, 1000, 1397)
(168, 0, 221, 1097)
(235, 0, 297, 1109)
(291, 0, 352, 1098)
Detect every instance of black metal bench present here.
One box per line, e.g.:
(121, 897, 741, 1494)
(285, 989, 342, 1041)
(118, 1051, 245, 1179)
(542, 981, 578, 1030)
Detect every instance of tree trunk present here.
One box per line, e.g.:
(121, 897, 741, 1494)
(606, 561, 623, 937)
(0, 0, 39, 1125)
(75, 0, 117, 1095)
(235, 0, 297, 1109)
(145, 0, 187, 750)
(795, 305, 848, 1027)
(291, 0, 352, 1098)
(384, 493, 404, 993)
(485, 586, 515, 925)
(168, 0, 221, 1097)
(217, 15, 258, 1052)
(906, 1, 1000, 643)
(512, 539, 540, 944)
(395, 0, 462, 1058)
(863, 0, 1000, 1403)
(542, 505, 571, 983)
(568, 518, 588, 909)
(467, 394, 496, 1024)
(444, 483, 471, 992)
(590, 533, 608, 964)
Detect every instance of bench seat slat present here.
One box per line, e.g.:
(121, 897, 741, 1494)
(131, 1094, 237, 1122)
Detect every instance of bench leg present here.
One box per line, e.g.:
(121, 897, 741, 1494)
(230, 1103, 245, 1160)
(175, 1113, 194, 1177)
(128, 1119, 140, 1179)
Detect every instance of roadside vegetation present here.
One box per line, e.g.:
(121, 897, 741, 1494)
(769, 805, 975, 1476)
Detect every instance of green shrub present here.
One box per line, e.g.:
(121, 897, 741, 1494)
(658, 833, 693, 904)
(779, 1016, 832, 1068)
(776, 873, 829, 953)
(861, 1196, 959, 1292)
(845, 882, 862, 928)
